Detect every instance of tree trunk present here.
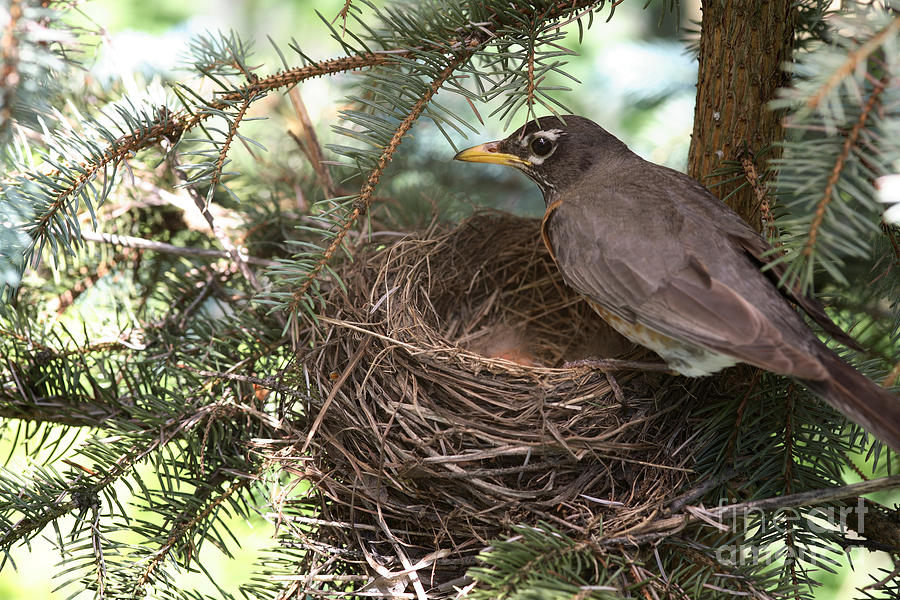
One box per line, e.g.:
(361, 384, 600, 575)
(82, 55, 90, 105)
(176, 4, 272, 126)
(687, 0, 794, 232)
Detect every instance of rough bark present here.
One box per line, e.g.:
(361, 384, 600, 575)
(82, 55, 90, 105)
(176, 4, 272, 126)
(688, 0, 794, 231)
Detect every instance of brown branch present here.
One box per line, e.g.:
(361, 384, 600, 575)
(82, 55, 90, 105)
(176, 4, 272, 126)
(599, 475, 900, 546)
(133, 477, 252, 593)
(18, 52, 402, 252)
(288, 55, 468, 313)
(288, 87, 338, 198)
(526, 26, 536, 119)
(17, 0, 604, 256)
(80, 230, 277, 266)
(28, 106, 186, 262)
(805, 15, 900, 111)
(740, 155, 776, 240)
(208, 95, 252, 206)
(716, 476, 900, 515)
(804, 75, 889, 256)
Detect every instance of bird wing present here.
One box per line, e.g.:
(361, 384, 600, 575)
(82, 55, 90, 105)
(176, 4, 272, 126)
(727, 231, 864, 351)
(657, 168, 864, 351)
(545, 179, 828, 380)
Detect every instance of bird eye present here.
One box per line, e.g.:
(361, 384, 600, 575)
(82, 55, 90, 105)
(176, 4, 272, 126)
(530, 136, 554, 157)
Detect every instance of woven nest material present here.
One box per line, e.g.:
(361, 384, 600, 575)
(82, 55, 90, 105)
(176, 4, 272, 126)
(296, 211, 721, 589)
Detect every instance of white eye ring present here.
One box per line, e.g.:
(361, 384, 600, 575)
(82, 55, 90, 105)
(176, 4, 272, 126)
(530, 136, 554, 157)
(524, 129, 564, 164)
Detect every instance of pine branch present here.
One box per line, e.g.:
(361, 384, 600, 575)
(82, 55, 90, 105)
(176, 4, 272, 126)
(803, 74, 889, 258)
(771, 8, 900, 294)
(805, 14, 900, 113)
(5, 52, 406, 272)
(133, 477, 254, 595)
(0, 435, 164, 550)
(287, 56, 468, 314)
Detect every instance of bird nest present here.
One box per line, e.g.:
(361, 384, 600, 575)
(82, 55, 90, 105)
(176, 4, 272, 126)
(289, 211, 717, 591)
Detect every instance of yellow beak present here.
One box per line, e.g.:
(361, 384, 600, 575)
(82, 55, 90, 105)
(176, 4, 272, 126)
(453, 141, 528, 167)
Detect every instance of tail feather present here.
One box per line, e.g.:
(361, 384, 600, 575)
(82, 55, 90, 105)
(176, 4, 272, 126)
(802, 351, 900, 454)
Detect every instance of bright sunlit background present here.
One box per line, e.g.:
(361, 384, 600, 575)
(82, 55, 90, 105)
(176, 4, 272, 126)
(1, 1, 893, 598)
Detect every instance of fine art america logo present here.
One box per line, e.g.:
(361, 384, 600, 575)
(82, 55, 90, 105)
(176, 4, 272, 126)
(712, 498, 868, 566)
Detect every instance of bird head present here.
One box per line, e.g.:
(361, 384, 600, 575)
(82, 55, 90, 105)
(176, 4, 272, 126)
(453, 115, 629, 200)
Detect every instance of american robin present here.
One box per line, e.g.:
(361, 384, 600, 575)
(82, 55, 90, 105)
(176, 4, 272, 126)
(454, 115, 900, 452)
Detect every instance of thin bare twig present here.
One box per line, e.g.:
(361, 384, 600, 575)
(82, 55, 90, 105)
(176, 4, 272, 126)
(600, 475, 900, 547)
(288, 56, 468, 314)
(288, 87, 338, 198)
(81, 230, 277, 266)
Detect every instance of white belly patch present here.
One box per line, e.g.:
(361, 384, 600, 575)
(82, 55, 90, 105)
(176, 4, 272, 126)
(591, 304, 738, 377)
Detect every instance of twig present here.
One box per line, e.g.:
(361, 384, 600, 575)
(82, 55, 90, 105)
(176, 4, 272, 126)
(208, 95, 252, 207)
(712, 475, 900, 515)
(172, 153, 263, 292)
(179, 365, 310, 405)
(740, 154, 776, 239)
(526, 22, 536, 120)
(132, 478, 252, 594)
(288, 56, 468, 312)
(81, 230, 277, 266)
(805, 15, 900, 111)
(601, 475, 900, 546)
(668, 469, 740, 513)
(804, 75, 889, 256)
(288, 87, 338, 198)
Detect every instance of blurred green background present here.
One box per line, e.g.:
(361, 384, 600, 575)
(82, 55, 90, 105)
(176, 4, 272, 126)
(1, 0, 893, 598)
